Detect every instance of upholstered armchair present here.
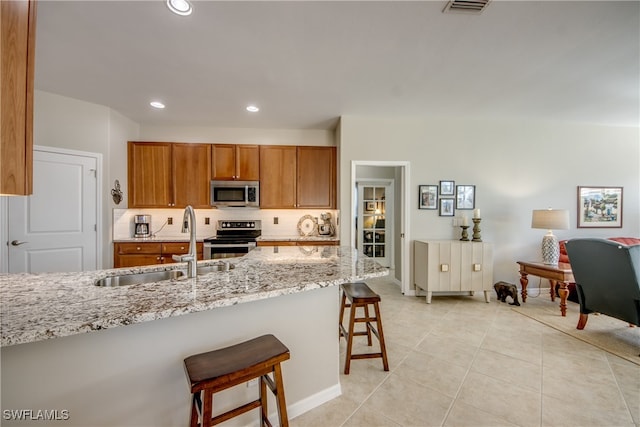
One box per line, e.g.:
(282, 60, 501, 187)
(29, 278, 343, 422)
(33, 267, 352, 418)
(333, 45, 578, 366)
(564, 238, 640, 330)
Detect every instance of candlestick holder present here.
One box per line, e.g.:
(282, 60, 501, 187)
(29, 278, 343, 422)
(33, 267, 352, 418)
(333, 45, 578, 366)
(472, 218, 482, 242)
(459, 226, 470, 241)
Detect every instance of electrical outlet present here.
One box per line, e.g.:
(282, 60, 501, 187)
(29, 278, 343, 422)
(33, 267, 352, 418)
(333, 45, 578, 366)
(167, 217, 173, 225)
(452, 218, 459, 227)
(273, 217, 278, 224)
(205, 217, 210, 225)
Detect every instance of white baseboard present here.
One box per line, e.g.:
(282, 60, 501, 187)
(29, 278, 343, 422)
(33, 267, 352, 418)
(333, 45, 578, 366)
(287, 383, 342, 420)
(250, 382, 342, 426)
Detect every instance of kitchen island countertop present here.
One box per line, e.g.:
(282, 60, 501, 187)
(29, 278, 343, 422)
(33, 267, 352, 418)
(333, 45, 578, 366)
(0, 246, 386, 347)
(257, 235, 339, 242)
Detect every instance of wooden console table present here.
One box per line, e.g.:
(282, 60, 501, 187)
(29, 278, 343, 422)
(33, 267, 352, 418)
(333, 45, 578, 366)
(517, 261, 574, 316)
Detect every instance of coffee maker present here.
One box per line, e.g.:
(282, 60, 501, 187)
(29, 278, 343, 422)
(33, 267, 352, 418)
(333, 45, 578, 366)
(134, 215, 152, 238)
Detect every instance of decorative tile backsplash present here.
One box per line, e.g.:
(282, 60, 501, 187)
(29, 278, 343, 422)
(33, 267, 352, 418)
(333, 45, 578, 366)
(113, 208, 339, 240)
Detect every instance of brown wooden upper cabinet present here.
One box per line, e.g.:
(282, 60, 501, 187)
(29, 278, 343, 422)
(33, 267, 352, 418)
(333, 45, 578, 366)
(0, 0, 36, 195)
(297, 146, 336, 209)
(211, 144, 259, 181)
(128, 142, 211, 208)
(260, 145, 336, 209)
(259, 145, 297, 208)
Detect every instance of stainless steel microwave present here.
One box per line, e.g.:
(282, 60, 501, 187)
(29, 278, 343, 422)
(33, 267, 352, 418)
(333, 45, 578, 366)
(210, 180, 259, 207)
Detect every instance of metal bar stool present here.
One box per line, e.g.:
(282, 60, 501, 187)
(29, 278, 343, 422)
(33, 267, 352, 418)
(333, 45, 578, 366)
(339, 282, 389, 374)
(184, 334, 290, 427)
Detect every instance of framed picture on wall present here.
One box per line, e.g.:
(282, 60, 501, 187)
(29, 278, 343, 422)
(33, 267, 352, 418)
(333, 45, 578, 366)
(455, 185, 475, 210)
(439, 180, 455, 196)
(439, 198, 455, 216)
(577, 186, 623, 228)
(418, 185, 438, 210)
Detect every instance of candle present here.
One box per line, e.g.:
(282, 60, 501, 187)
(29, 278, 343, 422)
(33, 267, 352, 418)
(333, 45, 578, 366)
(461, 215, 468, 226)
(473, 208, 480, 219)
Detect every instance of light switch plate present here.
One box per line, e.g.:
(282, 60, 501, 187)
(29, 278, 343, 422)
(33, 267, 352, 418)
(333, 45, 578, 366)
(473, 264, 482, 271)
(440, 264, 449, 272)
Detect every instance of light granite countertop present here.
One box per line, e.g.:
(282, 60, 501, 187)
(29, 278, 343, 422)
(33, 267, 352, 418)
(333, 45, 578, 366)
(0, 246, 386, 347)
(258, 235, 339, 242)
(113, 237, 204, 243)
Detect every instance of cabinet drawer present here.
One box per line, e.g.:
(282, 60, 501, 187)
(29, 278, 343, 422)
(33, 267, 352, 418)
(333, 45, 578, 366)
(162, 242, 203, 255)
(114, 254, 163, 268)
(116, 242, 162, 254)
(257, 241, 297, 246)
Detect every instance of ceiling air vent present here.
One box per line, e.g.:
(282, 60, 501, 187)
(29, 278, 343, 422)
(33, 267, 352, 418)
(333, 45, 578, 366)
(443, 0, 490, 14)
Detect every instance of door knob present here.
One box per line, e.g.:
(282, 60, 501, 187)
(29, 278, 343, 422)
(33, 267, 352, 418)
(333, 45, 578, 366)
(11, 240, 28, 246)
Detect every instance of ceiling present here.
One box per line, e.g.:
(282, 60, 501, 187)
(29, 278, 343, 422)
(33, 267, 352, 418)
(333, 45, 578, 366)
(35, 1, 639, 130)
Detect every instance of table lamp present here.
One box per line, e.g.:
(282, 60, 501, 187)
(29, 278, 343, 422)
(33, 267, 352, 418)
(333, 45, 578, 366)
(531, 208, 570, 264)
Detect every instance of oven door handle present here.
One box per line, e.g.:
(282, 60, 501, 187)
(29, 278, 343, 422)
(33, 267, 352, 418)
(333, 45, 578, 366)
(204, 242, 256, 248)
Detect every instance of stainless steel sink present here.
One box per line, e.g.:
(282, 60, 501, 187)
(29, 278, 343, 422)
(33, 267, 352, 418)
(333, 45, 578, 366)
(94, 270, 185, 287)
(94, 263, 234, 286)
(197, 263, 235, 275)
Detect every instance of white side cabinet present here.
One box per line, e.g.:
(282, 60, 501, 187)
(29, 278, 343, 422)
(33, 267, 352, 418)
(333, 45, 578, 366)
(414, 240, 494, 303)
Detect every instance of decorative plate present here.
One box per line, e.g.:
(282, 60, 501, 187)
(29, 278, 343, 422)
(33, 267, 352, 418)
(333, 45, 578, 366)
(297, 215, 318, 236)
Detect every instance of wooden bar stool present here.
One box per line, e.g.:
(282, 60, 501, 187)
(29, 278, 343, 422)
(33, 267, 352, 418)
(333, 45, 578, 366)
(339, 282, 389, 375)
(183, 334, 290, 427)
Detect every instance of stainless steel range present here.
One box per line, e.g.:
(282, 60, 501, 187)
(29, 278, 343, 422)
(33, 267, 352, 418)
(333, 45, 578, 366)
(203, 220, 262, 259)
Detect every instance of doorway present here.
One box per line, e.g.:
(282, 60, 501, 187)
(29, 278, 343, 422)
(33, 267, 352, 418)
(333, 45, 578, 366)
(351, 161, 411, 295)
(356, 180, 394, 268)
(5, 146, 102, 273)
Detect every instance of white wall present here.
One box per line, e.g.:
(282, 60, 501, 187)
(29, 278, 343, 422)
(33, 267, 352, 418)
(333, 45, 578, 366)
(33, 91, 141, 268)
(339, 116, 640, 289)
(139, 125, 334, 146)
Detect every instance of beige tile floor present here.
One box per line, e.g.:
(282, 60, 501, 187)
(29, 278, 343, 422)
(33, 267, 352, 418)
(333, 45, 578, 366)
(291, 277, 640, 427)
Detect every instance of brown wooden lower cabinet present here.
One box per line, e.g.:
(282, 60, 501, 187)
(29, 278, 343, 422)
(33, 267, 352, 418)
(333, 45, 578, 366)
(257, 240, 339, 247)
(114, 242, 203, 268)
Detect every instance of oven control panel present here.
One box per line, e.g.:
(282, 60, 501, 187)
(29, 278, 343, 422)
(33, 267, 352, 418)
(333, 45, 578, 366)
(218, 220, 261, 230)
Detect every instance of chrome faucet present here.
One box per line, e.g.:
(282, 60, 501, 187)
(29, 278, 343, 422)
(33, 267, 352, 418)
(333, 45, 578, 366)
(173, 205, 197, 278)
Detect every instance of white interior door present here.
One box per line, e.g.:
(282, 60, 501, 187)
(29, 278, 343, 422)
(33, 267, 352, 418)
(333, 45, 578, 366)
(8, 148, 98, 273)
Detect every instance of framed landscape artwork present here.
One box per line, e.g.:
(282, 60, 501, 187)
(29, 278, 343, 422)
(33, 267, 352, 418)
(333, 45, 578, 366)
(577, 186, 623, 228)
(419, 185, 438, 210)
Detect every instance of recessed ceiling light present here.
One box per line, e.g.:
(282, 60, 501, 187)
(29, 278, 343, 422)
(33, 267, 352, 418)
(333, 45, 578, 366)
(150, 101, 165, 109)
(246, 105, 259, 113)
(166, 0, 192, 16)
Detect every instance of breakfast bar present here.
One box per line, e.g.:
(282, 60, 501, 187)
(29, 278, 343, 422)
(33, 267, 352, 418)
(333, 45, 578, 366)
(1, 246, 387, 426)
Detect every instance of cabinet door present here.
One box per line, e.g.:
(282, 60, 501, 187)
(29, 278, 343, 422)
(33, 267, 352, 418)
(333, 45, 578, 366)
(0, 0, 36, 195)
(128, 142, 172, 207)
(173, 143, 211, 208)
(297, 146, 336, 209)
(211, 144, 237, 180)
(212, 144, 259, 180)
(259, 146, 297, 208)
(237, 145, 260, 180)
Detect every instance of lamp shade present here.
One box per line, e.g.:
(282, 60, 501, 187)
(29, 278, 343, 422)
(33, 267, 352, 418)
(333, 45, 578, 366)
(531, 209, 570, 230)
